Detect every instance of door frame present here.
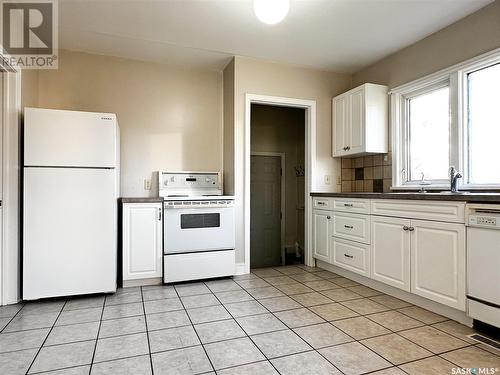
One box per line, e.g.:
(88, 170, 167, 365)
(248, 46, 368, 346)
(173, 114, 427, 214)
(250, 151, 286, 266)
(244, 94, 316, 272)
(0, 55, 21, 305)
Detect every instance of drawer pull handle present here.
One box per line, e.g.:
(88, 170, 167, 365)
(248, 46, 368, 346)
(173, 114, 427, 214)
(344, 203, 353, 207)
(344, 225, 353, 229)
(317, 202, 326, 205)
(344, 254, 354, 259)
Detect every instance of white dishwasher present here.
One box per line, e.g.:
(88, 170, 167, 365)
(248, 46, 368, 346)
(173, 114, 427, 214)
(466, 204, 500, 328)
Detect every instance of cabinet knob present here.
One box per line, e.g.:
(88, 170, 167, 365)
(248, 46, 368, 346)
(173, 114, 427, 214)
(327, 216, 331, 220)
(403, 225, 409, 231)
(409, 226, 415, 232)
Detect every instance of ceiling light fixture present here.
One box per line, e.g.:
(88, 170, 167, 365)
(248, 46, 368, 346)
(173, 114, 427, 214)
(253, 0, 290, 25)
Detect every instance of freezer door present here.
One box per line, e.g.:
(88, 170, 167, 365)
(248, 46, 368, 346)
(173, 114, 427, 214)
(23, 167, 117, 299)
(24, 107, 118, 168)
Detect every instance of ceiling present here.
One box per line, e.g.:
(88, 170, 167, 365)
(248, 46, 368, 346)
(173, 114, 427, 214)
(59, 0, 493, 72)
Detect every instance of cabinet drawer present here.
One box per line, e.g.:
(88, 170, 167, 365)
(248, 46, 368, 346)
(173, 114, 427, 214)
(313, 197, 333, 210)
(333, 212, 370, 244)
(371, 200, 465, 223)
(331, 237, 370, 276)
(333, 198, 370, 214)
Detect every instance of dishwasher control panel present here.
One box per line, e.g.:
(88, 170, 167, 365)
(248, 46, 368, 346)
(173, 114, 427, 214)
(467, 204, 500, 229)
(469, 215, 497, 227)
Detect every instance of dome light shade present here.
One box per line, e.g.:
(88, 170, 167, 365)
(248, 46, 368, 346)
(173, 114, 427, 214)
(253, 0, 290, 25)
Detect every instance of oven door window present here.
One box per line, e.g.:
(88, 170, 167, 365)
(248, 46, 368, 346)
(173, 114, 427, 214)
(180, 213, 220, 229)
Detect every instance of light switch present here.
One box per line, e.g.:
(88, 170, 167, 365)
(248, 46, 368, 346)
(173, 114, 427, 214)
(144, 178, 152, 190)
(324, 175, 331, 185)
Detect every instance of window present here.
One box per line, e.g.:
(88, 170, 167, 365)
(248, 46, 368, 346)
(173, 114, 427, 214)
(392, 49, 500, 189)
(407, 86, 450, 182)
(466, 63, 500, 185)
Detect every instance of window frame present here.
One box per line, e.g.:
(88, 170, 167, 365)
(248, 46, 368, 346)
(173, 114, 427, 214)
(391, 48, 500, 190)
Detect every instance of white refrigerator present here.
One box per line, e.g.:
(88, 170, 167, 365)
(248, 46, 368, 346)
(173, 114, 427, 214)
(23, 108, 120, 300)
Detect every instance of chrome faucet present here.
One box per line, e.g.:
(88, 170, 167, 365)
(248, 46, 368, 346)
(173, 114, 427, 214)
(449, 166, 462, 193)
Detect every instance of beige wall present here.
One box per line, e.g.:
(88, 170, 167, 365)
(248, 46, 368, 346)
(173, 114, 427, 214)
(227, 56, 352, 264)
(223, 58, 235, 196)
(353, 0, 500, 88)
(22, 50, 223, 197)
(251, 104, 305, 248)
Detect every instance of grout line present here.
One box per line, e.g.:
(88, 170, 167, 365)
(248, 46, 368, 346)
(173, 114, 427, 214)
(139, 286, 155, 375)
(173, 284, 217, 374)
(88, 295, 107, 375)
(25, 300, 69, 375)
(205, 280, 285, 374)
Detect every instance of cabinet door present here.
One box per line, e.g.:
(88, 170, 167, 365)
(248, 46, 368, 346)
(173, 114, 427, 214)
(347, 87, 365, 154)
(122, 203, 163, 281)
(332, 95, 347, 157)
(371, 216, 411, 291)
(410, 220, 466, 311)
(312, 210, 332, 262)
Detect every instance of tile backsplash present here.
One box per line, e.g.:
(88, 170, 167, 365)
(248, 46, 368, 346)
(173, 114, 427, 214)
(341, 153, 392, 192)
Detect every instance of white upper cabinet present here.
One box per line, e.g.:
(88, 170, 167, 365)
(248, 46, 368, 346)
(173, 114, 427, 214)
(332, 83, 388, 157)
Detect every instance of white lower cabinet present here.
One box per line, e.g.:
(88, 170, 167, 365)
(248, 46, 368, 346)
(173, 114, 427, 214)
(312, 210, 332, 262)
(332, 237, 370, 276)
(122, 203, 163, 281)
(410, 220, 466, 311)
(371, 216, 411, 292)
(312, 197, 467, 312)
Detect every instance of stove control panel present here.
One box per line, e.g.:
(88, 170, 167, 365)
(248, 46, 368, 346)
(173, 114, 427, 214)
(158, 171, 222, 197)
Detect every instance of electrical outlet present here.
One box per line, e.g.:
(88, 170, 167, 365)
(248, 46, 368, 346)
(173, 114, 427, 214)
(324, 175, 331, 185)
(144, 178, 152, 190)
(336, 175, 342, 185)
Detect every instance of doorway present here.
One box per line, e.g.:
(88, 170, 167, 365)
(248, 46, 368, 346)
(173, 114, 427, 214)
(250, 103, 306, 268)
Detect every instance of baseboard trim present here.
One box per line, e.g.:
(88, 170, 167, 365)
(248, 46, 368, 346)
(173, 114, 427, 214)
(123, 277, 162, 288)
(235, 262, 248, 276)
(316, 260, 473, 327)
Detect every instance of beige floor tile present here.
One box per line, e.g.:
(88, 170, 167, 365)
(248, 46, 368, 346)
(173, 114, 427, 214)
(399, 326, 470, 354)
(369, 295, 412, 309)
(397, 306, 447, 324)
(303, 280, 341, 292)
(294, 322, 353, 348)
(368, 310, 425, 331)
(274, 308, 325, 328)
(347, 285, 382, 297)
(309, 303, 359, 321)
(275, 283, 313, 295)
(431, 320, 477, 343)
(441, 346, 500, 368)
(332, 277, 359, 287)
(291, 292, 333, 307)
(320, 288, 362, 302)
(262, 276, 296, 286)
(477, 343, 500, 357)
(370, 368, 406, 375)
(399, 356, 457, 375)
(341, 298, 389, 315)
(319, 341, 391, 375)
(333, 316, 390, 340)
(361, 333, 433, 364)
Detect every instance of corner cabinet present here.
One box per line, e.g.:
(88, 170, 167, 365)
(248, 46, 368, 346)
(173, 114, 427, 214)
(332, 83, 388, 157)
(122, 202, 163, 283)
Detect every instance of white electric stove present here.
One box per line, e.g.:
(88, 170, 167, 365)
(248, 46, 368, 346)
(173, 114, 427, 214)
(158, 171, 235, 283)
